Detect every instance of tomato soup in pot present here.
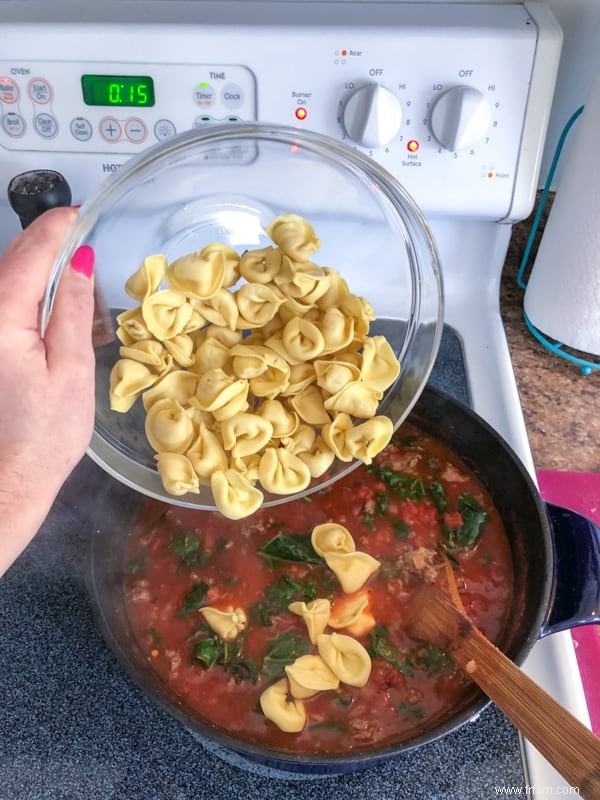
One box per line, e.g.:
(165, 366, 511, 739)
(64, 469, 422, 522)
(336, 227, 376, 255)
(123, 422, 512, 754)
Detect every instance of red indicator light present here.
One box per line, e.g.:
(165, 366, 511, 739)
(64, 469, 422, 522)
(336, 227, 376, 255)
(407, 139, 420, 152)
(341, 49, 348, 56)
(487, 172, 494, 178)
(295, 107, 308, 120)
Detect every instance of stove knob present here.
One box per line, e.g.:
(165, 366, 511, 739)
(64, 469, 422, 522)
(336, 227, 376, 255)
(342, 83, 403, 148)
(429, 86, 492, 151)
(7, 169, 72, 229)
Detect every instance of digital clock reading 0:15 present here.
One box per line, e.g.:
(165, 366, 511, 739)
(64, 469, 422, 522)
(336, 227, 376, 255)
(81, 75, 155, 107)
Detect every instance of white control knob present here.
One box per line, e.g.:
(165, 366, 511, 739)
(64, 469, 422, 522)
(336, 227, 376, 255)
(430, 86, 492, 151)
(342, 83, 403, 148)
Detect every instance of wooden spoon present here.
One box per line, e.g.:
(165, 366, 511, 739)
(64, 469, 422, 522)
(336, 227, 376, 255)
(405, 566, 600, 799)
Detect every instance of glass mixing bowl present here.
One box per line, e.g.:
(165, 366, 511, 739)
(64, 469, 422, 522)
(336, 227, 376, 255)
(42, 123, 443, 510)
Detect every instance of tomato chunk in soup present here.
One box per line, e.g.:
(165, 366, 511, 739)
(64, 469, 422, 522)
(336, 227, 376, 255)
(124, 422, 513, 753)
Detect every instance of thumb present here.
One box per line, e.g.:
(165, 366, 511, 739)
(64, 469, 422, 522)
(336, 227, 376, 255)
(44, 245, 96, 374)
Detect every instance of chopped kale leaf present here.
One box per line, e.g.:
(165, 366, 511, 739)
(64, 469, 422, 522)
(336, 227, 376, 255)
(167, 529, 211, 567)
(362, 512, 375, 530)
(126, 553, 147, 574)
(251, 574, 319, 626)
(375, 491, 389, 516)
(366, 465, 425, 501)
(261, 630, 311, 678)
(177, 581, 210, 616)
(192, 636, 221, 668)
(392, 519, 411, 539)
(428, 481, 448, 514)
(396, 702, 425, 720)
(442, 493, 488, 549)
(309, 719, 348, 732)
(367, 625, 413, 675)
(258, 533, 323, 567)
(192, 628, 257, 684)
(410, 644, 451, 675)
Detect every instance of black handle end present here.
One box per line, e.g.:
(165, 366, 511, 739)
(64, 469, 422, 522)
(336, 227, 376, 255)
(7, 169, 72, 229)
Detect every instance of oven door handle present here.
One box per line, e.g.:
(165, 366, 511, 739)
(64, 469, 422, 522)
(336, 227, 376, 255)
(540, 503, 600, 636)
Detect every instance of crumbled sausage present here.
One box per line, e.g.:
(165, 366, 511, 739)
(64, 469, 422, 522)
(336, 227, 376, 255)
(128, 579, 151, 603)
(440, 463, 468, 483)
(406, 687, 424, 705)
(396, 547, 439, 585)
(349, 718, 381, 743)
(364, 497, 376, 515)
(385, 450, 422, 473)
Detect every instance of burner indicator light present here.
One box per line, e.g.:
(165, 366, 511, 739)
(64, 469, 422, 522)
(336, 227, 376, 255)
(295, 107, 308, 120)
(341, 49, 348, 56)
(407, 139, 420, 152)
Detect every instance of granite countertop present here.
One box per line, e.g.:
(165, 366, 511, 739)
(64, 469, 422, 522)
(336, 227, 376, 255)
(501, 197, 599, 473)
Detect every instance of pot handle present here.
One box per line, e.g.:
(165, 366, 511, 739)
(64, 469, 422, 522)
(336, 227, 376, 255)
(540, 503, 600, 637)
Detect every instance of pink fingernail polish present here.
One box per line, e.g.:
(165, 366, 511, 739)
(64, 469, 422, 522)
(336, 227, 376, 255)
(71, 244, 94, 278)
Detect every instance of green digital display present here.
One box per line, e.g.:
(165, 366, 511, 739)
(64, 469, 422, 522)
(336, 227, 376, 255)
(81, 74, 155, 107)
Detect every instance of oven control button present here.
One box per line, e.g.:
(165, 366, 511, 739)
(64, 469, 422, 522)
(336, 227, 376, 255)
(28, 78, 53, 105)
(70, 117, 93, 141)
(0, 77, 20, 104)
(2, 112, 26, 137)
(154, 119, 176, 141)
(342, 83, 402, 148)
(99, 117, 122, 142)
(429, 86, 492, 151)
(193, 114, 213, 128)
(34, 113, 58, 139)
(221, 83, 244, 110)
(193, 83, 216, 107)
(124, 118, 147, 143)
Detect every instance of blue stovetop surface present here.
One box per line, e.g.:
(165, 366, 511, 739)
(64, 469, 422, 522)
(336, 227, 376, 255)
(0, 327, 526, 800)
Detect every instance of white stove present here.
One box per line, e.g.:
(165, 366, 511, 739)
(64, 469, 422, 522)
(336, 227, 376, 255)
(0, 1, 590, 793)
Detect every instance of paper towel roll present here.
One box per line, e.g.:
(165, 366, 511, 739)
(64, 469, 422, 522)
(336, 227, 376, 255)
(524, 72, 600, 356)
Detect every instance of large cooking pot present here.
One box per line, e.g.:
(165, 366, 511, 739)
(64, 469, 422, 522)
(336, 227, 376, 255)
(87, 386, 600, 774)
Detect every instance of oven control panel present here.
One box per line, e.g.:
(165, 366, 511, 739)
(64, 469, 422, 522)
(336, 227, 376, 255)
(0, 63, 256, 151)
(0, 2, 562, 221)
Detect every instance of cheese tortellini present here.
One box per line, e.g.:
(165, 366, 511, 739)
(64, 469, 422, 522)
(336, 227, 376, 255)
(324, 551, 381, 594)
(266, 214, 320, 262)
(285, 655, 340, 699)
(109, 359, 158, 413)
(311, 523, 355, 557)
(145, 398, 195, 454)
(109, 214, 400, 517)
(210, 469, 263, 519)
(313, 523, 380, 593)
(258, 448, 311, 495)
(259, 678, 306, 733)
(317, 633, 372, 688)
(125, 254, 166, 302)
(155, 452, 200, 496)
(288, 598, 331, 644)
(199, 606, 248, 641)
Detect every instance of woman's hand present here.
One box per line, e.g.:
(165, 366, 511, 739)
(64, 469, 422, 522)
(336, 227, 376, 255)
(0, 207, 95, 575)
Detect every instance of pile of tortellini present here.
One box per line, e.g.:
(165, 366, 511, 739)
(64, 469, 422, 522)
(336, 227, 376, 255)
(109, 214, 400, 519)
(196, 523, 380, 733)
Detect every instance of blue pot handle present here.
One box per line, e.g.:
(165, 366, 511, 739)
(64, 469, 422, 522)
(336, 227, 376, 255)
(540, 503, 600, 637)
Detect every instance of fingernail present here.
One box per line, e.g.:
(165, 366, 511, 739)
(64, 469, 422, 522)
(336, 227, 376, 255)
(71, 244, 94, 278)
